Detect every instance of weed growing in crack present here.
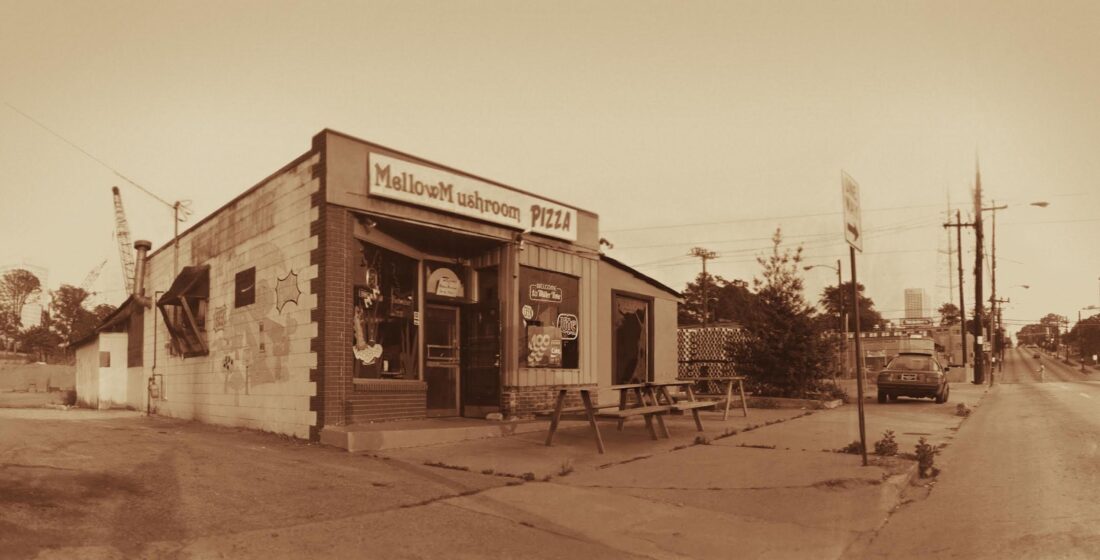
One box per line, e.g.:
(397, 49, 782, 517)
(955, 403, 972, 417)
(738, 443, 776, 450)
(694, 435, 711, 445)
(424, 461, 470, 472)
(915, 437, 939, 478)
(558, 459, 574, 477)
(521, 472, 536, 482)
(836, 440, 864, 455)
(873, 430, 898, 457)
(481, 468, 495, 475)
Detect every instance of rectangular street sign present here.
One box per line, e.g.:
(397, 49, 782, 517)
(841, 172, 863, 252)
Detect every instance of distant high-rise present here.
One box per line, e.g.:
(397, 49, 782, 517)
(904, 288, 927, 319)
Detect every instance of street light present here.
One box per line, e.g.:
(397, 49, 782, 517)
(805, 260, 845, 382)
(981, 199, 1049, 385)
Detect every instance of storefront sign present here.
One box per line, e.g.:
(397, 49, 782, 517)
(529, 283, 562, 303)
(557, 313, 579, 340)
(369, 154, 577, 241)
(427, 266, 465, 298)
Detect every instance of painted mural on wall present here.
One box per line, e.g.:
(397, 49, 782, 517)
(212, 242, 301, 396)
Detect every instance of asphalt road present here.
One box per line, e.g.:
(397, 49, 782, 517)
(856, 346, 1100, 559)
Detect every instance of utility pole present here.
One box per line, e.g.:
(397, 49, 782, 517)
(689, 247, 718, 327)
(973, 164, 986, 385)
(943, 210, 969, 368)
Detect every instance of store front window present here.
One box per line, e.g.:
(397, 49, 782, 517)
(353, 242, 418, 379)
(519, 266, 579, 369)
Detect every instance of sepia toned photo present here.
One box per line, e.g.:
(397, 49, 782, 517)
(2, 1, 1098, 558)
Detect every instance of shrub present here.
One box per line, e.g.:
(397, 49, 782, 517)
(838, 440, 864, 455)
(873, 430, 898, 456)
(915, 437, 938, 478)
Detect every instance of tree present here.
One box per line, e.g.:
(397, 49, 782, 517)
(0, 268, 41, 321)
(17, 324, 62, 363)
(0, 309, 19, 341)
(728, 229, 836, 398)
(679, 273, 757, 326)
(937, 303, 960, 326)
(818, 282, 884, 332)
(48, 285, 95, 345)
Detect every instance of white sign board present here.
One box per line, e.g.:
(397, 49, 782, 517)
(841, 172, 863, 252)
(369, 153, 577, 241)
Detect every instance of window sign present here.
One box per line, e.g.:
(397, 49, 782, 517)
(426, 263, 467, 299)
(519, 266, 579, 369)
(354, 242, 418, 379)
(529, 283, 562, 303)
(526, 326, 562, 367)
(557, 314, 579, 340)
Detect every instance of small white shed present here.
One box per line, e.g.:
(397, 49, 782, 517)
(73, 332, 142, 410)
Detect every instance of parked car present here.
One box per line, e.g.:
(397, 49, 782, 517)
(877, 351, 950, 404)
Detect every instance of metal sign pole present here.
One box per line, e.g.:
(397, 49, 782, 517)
(850, 246, 868, 466)
(841, 172, 868, 466)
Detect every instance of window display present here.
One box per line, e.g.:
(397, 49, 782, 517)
(353, 242, 418, 379)
(519, 266, 579, 369)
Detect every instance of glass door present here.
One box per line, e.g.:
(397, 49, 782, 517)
(425, 305, 460, 417)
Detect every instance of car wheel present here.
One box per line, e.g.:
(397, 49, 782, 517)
(878, 391, 886, 404)
(936, 386, 949, 404)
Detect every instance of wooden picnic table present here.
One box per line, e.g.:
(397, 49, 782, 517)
(542, 383, 673, 454)
(685, 375, 749, 420)
(645, 380, 718, 432)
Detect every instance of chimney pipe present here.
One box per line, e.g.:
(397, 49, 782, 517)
(133, 240, 152, 306)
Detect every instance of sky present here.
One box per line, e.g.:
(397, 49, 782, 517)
(2, 0, 1099, 338)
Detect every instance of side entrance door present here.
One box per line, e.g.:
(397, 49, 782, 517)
(425, 304, 460, 417)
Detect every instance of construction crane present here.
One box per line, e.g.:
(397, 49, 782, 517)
(79, 259, 108, 293)
(112, 186, 135, 294)
(78, 259, 108, 309)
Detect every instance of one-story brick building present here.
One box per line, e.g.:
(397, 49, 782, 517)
(92, 129, 680, 443)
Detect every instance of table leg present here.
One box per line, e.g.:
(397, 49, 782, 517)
(617, 389, 628, 431)
(633, 387, 656, 437)
(738, 379, 749, 417)
(646, 386, 670, 439)
(681, 385, 704, 432)
(545, 389, 567, 446)
(580, 390, 605, 454)
(723, 380, 733, 421)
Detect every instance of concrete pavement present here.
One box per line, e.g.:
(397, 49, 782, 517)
(2, 379, 985, 559)
(852, 347, 1100, 559)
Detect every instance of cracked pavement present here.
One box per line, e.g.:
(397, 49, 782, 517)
(1, 385, 981, 559)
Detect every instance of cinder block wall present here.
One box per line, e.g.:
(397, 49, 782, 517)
(141, 153, 320, 439)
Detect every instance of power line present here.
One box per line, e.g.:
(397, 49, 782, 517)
(602, 202, 949, 233)
(4, 101, 175, 208)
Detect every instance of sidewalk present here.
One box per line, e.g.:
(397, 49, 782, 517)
(375, 382, 989, 558)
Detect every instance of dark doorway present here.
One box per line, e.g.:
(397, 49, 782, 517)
(612, 293, 651, 385)
(462, 267, 501, 417)
(425, 305, 460, 417)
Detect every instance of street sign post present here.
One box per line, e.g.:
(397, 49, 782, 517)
(842, 172, 863, 252)
(842, 171, 868, 466)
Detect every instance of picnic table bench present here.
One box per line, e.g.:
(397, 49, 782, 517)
(686, 375, 749, 420)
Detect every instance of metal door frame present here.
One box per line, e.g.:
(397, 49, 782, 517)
(425, 304, 461, 417)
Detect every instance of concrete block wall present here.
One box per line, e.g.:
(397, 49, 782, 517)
(142, 153, 320, 439)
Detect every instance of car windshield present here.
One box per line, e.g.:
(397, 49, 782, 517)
(886, 355, 935, 371)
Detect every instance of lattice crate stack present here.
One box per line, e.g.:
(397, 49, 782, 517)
(677, 324, 746, 395)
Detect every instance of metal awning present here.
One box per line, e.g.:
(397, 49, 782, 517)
(157, 265, 210, 305)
